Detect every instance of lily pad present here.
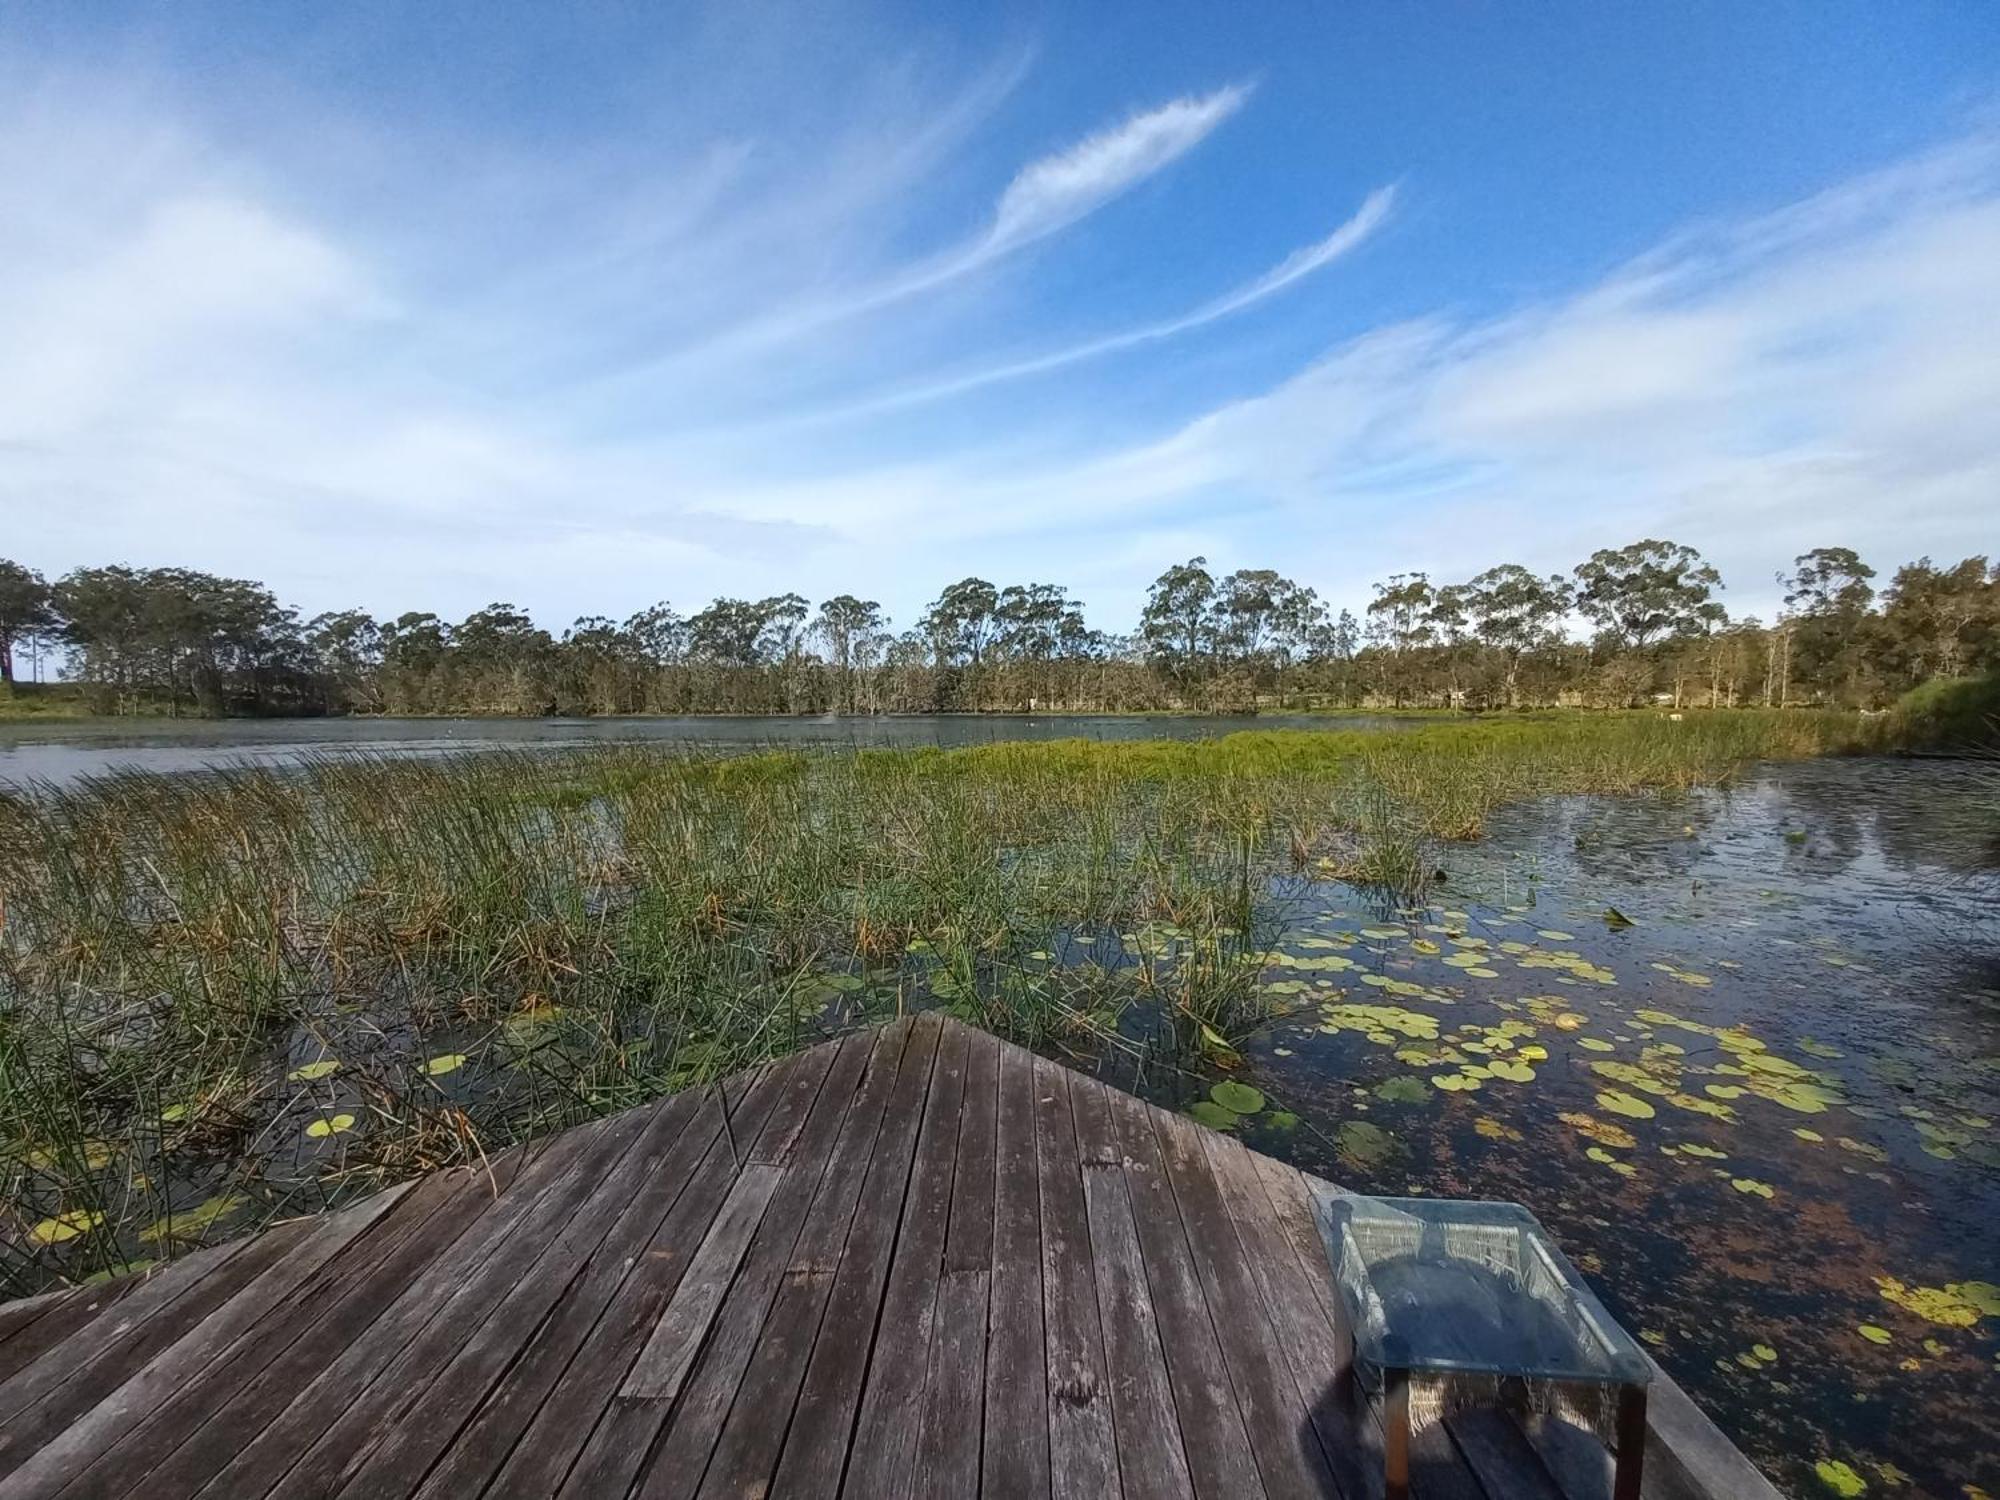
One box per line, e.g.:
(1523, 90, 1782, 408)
(1856, 1324, 1892, 1344)
(305, 1113, 357, 1139)
(1209, 1081, 1266, 1115)
(1374, 1077, 1430, 1105)
(287, 1059, 341, 1082)
(1596, 1089, 1656, 1120)
(28, 1209, 104, 1246)
(422, 1053, 469, 1077)
(1187, 1100, 1241, 1131)
(1813, 1459, 1866, 1496)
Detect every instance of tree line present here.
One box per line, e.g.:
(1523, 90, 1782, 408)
(0, 540, 1992, 718)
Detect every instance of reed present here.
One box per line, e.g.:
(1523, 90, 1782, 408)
(0, 708, 1875, 1291)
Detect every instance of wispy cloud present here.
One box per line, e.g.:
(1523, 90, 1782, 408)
(982, 83, 1251, 255)
(799, 184, 1395, 419)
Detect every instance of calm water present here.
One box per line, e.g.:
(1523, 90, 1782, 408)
(0, 712, 1415, 788)
(1192, 759, 1999, 1499)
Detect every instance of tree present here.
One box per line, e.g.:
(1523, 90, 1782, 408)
(1776, 547, 1877, 705)
(307, 610, 384, 712)
(920, 579, 998, 668)
(0, 560, 54, 686)
(1573, 540, 1722, 650)
(1139, 558, 1219, 689)
(1464, 565, 1573, 705)
(814, 595, 885, 713)
(1365, 573, 1435, 705)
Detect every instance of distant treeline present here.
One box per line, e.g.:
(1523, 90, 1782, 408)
(0, 541, 1993, 718)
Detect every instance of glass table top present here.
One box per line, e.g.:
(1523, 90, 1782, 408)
(1309, 1188, 1652, 1385)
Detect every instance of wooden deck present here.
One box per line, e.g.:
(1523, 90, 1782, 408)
(0, 1015, 1777, 1499)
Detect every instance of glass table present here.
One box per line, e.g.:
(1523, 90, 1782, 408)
(1309, 1189, 1652, 1500)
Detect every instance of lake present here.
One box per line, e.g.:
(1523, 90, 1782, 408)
(3, 723, 1993, 1494)
(0, 711, 1418, 788)
(1186, 757, 1999, 1499)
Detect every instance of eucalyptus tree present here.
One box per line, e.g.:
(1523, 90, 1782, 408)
(920, 578, 999, 668)
(1464, 565, 1573, 705)
(814, 595, 885, 712)
(1365, 573, 1436, 705)
(1876, 556, 1996, 685)
(1573, 539, 1722, 650)
(1776, 548, 1877, 704)
(0, 559, 53, 686)
(307, 610, 385, 712)
(1139, 558, 1219, 691)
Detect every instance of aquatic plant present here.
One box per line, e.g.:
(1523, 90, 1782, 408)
(0, 710, 1870, 1290)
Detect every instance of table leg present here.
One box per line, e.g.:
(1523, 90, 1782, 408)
(1613, 1383, 1648, 1500)
(1384, 1366, 1411, 1500)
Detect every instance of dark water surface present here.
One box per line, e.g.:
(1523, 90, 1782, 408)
(1196, 759, 1998, 1499)
(0, 711, 1416, 788)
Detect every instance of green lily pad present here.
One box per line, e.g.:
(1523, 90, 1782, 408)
(1374, 1077, 1430, 1105)
(1187, 1101, 1241, 1131)
(1813, 1458, 1866, 1496)
(287, 1059, 341, 1082)
(1209, 1081, 1266, 1115)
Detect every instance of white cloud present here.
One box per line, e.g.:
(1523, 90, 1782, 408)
(984, 84, 1250, 254)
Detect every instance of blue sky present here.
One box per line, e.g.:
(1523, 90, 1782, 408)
(3, 1, 1997, 632)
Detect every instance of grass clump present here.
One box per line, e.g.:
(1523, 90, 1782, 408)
(0, 709, 1869, 1291)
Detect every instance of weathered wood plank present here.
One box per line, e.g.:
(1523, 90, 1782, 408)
(912, 1028, 1000, 1497)
(1518, 1412, 1615, 1500)
(327, 1086, 713, 1498)
(632, 1032, 878, 1499)
(690, 1022, 915, 1500)
(981, 1035, 1050, 1498)
(1148, 1108, 1341, 1500)
(0, 1237, 251, 1422)
(1032, 1055, 1121, 1500)
(1069, 1078, 1197, 1500)
(1447, 1406, 1569, 1500)
(552, 1043, 837, 1498)
(403, 1091, 723, 1499)
(0, 1184, 409, 1498)
(188, 1111, 640, 1498)
(839, 1014, 969, 1498)
(766, 1014, 941, 1496)
(622, 1162, 786, 1404)
(498, 1071, 792, 1499)
(101, 1158, 524, 1500)
(1089, 1081, 1265, 1500)
(0, 1223, 310, 1479)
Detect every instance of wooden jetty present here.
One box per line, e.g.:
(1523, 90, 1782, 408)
(0, 1015, 1778, 1498)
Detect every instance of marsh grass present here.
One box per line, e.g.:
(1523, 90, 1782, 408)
(0, 709, 1876, 1291)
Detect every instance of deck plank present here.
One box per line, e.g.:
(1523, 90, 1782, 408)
(0, 1184, 409, 1498)
(980, 1036, 1051, 1497)
(555, 1047, 836, 1499)
(839, 1014, 969, 1498)
(691, 1022, 914, 1500)
(1031, 1055, 1121, 1500)
(1069, 1078, 1197, 1500)
(193, 1111, 642, 1499)
(1089, 1080, 1266, 1500)
(0, 1016, 1779, 1500)
(766, 1014, 942, 1496)
(633, 1031, 877, 1499)
(496, 1073, 792, 1499)
(912, 1027, 1000, 1497)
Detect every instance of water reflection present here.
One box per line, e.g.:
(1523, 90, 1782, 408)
(1202, 758, 1999, 1499)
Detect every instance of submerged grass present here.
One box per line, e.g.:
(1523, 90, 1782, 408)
(0, 709, 1878, 1291)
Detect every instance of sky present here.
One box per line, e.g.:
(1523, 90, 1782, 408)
(2, 0, 1997, 635)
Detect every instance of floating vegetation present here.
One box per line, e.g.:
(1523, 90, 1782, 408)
(421, 1053, 469, 1077)
(286, 1059, 341, 1082)
(305, 1113, 357, 1139)
(28, 1210, 103, 1246)
(1813, 1458, 1867, 1496)
(1873, 1276, 2000, 1328)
